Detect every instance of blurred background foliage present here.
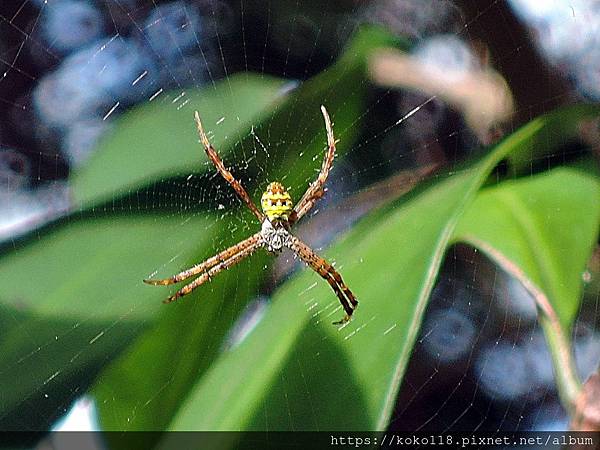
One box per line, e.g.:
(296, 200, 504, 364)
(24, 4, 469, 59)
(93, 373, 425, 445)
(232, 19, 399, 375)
(0, 0, 599, 444)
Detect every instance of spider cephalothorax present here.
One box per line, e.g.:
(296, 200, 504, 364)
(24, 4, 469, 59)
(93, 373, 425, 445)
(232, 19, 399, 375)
(261, 219, 291, 253)
(144, 106, 358, 324)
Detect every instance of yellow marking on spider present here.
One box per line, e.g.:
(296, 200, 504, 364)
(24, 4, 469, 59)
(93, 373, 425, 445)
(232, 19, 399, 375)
(261, 182, 293, 221)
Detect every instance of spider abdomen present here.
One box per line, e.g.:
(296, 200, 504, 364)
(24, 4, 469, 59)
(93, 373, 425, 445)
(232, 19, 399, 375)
(261, 181, 293, 221)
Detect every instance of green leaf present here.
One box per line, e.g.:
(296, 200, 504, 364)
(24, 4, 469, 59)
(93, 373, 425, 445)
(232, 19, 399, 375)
(92, 226, 268, 431)
(453, 162, 600, 405)
(166, 105, 600, 433)
(0, 214, 214, 426)
(91, 25, 402, 433)
(0, 304, 138, 430)
(171, 170, 477, 431)
(454, 164, 600, 329)
(71, 74, 287, 208)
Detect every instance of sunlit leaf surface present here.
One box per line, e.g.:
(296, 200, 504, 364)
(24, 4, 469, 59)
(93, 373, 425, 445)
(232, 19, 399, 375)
(71, 74, 287, 208)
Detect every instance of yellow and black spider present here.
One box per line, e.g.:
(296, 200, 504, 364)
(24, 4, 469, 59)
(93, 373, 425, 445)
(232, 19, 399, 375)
(144, 106, 358, 324)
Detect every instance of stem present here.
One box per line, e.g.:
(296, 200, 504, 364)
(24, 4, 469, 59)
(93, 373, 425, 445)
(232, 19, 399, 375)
(462, 237, 582, 410)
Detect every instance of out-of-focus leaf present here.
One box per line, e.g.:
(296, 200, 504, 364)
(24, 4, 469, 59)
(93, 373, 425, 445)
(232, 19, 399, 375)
(0, 213, 214, 425)
(0, 304, 138, 430)
(505, 104, 599, 175)
(166, 105, 600, 436)
(71, 74, 287, 208)
(73, 26, 401, 213)
(92, 223, 269, 432)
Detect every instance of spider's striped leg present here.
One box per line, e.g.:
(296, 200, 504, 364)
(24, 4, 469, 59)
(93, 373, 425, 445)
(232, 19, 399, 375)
(163, 237, 263, 304)
(194, 111, 265, 223)
(289, 106, 338, 224)
(144, 232, 262, 286)
(287, 235, 358, 324)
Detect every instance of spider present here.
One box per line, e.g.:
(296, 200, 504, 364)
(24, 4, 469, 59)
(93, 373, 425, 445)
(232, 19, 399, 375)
(144, 106, 358, 324)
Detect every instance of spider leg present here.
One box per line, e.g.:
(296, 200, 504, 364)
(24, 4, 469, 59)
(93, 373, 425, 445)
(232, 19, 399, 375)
(194, 111, 265, 223)
(289, 105, 338, 224)
(143, 233, 262, 286)
(163, 237, 263, 303)
(287, 235, 358, 324)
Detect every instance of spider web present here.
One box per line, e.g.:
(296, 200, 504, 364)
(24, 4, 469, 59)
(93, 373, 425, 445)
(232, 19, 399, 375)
(0, 0, 598, 440)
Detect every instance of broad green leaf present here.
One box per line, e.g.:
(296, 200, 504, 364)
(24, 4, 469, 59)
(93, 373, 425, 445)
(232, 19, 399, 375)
(453, 163, 600, 404)
(71, 74, 287, 208)
(454, 164, 600, 329)
(91, 25, 402, 433)
(0, 304, 138, 430)
(92, 225, 268, 432)
(167, 105, 600, 435)
(0, 214, 214, 426)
